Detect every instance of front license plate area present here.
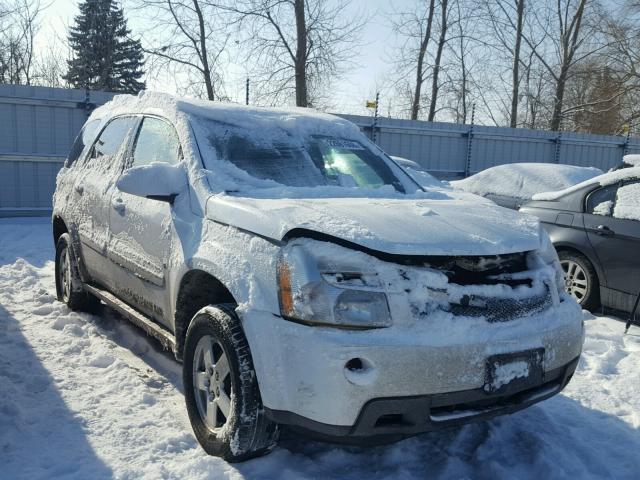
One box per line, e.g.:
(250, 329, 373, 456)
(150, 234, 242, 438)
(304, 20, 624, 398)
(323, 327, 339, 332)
(484, 349, 544, 395)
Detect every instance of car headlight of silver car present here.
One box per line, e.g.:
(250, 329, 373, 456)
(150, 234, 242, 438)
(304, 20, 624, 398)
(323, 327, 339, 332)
(276, 242, 391, 328)
(530, 227, 565, 298)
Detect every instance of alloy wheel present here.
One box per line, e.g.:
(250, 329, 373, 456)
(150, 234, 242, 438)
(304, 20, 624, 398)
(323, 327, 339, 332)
(58, 247, 71, 303)
(560, 259, 589, 304)
(192, 335, 233, 432)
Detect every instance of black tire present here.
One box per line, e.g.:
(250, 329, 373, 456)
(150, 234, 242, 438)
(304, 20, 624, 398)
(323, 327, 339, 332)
(55, 233, 100, 312)
(183, 304, 278, 462)
(558, 250, 600, 311)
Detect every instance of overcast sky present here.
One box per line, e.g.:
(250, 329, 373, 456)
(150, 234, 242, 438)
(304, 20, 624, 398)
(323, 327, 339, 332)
(40, 0, 417, 116)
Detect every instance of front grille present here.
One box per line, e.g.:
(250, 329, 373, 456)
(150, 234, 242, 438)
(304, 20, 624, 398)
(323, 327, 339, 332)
(448, 287, 553, 322)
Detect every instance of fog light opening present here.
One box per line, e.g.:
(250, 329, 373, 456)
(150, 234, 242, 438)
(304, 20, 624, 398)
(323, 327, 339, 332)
(344, 357, 377, 386)
(346, 358, 364, 372)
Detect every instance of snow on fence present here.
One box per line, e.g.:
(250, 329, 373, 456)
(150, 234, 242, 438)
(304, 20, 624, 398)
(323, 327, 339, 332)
(1, 84, 639, 216)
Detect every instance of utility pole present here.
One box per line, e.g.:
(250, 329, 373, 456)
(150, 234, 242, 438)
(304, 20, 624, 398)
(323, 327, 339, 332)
(372, 92, 380, 144)
(245, 78, 249, 105)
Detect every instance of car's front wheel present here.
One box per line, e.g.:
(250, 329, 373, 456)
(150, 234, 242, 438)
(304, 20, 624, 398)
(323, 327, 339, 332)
(558, 250, 600, 311)
(183, 304, 278, 462)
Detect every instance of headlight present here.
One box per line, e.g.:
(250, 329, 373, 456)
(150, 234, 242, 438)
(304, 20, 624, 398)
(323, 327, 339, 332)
(529, 227, 565, 297)
(276, 242, 391, 328)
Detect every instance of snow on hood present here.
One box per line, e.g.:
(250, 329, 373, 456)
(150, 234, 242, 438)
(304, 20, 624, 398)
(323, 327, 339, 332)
(532, 166, 640, 201)
(206, 195, 541, 256)
(451, 163, 602, 201)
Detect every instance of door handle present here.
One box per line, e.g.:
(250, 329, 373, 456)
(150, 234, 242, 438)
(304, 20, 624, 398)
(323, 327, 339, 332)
(75, 184, 84, 195)
(112, 197, 125, 215)
(595, 225, 614, 236)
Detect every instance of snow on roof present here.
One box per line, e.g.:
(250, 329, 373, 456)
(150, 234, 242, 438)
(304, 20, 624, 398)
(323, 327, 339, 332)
(532, 166, 640, 201)
(622, 154, 640, 167)
(451, 163, 602, 201)
(89, 91, 361, 139)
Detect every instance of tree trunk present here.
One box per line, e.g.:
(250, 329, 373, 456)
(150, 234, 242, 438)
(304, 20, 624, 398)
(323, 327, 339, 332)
(550, 0, 587, 131)
(550, 67, 569, 131)
(510, 0, 524, 128)
(193, 0, 214, 100)
(457, 0, 467, 124)
(427, 0, 448, 122)
(410, 0, 436, 120)
(294, 0, 308, 107)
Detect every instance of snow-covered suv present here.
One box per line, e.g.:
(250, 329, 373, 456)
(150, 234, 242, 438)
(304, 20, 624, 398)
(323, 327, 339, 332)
(52, 93, 584, 462)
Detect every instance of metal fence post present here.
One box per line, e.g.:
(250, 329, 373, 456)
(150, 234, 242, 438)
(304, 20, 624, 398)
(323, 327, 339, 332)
(371, 92, 380, 144)
(622, 126, 631, 157)
(464, 104, 476, 177)
(553, 120, 563, 164)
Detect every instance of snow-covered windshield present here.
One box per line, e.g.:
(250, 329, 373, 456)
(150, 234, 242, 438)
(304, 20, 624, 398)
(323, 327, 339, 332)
(194, 117, 407, 192)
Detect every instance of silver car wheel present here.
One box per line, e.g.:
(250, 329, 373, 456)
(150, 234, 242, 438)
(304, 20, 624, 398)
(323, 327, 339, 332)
(59, 247, 71, 303)
(560, 259, 589, 303)
(192, 335, 232, 432)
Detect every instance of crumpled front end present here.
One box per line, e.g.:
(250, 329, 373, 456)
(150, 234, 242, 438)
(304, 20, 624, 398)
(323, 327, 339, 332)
(241, 236, 584, 436)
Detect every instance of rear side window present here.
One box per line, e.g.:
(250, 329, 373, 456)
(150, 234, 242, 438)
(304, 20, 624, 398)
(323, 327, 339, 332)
(614, 180, 640, 221)
(586, 184, 618, 216)
(131, 117, 181, 167)
(66, 119, 100, 167)
(91, 117, 137, 163)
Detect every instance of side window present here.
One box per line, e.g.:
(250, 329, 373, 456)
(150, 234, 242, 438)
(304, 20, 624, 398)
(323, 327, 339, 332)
(66, 119, 100, 167)
(613, 180, 640, 221)
(131, 117, 181, 167)
(90, 116, 137, 164)
(586, 184, 618, 216)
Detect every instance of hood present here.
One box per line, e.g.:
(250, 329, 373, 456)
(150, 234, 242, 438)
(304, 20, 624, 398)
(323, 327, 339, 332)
(205, 195, 541, 256)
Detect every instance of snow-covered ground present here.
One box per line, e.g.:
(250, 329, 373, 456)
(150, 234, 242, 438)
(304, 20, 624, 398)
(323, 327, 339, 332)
(1, 217, 639, 479)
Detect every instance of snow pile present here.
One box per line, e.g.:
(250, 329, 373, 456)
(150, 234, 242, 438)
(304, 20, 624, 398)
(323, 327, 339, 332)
(533, 166, 640, 201)
(2, 219, 640, 479)
(489, 360, 530, 391)
(452, 163, 602, 201)
(593, 200, 613, 216)
(614, 181, 640, 221)
(622, 154, 640, 167)
(206, 195, 542, 256)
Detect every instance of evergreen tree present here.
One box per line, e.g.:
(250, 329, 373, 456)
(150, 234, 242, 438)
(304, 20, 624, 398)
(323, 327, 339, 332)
(64, 0, 145, 93)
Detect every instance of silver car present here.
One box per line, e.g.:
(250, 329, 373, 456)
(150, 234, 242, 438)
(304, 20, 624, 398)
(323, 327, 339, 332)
(52, 93, 584, 462)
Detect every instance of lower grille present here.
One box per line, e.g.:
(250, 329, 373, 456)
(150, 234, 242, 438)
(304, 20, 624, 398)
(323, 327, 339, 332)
(448, 288, 553, 322)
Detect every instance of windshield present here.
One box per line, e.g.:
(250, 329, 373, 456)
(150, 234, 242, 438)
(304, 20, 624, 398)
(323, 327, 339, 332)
(194, 117, 409, 192)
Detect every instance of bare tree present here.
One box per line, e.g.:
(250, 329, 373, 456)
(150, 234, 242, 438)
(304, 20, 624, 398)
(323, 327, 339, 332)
(32, 39, 68, 87)
(482, 0, 528, 127)
(212, 0, 366, 107)
(523, 0, 595, 130)
(397, 0, 436, 120)
(135, 0, 230, 100)
(427, 0, 450, 121)
(0, 0, 44, 85)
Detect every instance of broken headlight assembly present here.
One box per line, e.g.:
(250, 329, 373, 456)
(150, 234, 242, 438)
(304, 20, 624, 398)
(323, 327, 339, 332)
(276, 242, 391, 328)
(528, 227, 565, 299)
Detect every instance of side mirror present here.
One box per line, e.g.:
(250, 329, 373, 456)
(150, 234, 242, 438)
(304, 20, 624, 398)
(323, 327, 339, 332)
(116, 162, 188, 204)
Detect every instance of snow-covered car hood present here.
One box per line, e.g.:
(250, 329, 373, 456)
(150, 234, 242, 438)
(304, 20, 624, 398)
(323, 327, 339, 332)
(205, 195, 541, 256)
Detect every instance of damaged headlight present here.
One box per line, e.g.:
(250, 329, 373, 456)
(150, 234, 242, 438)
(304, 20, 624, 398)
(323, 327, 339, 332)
(276, 242, 391, 328)
(529, 227, 565, 298)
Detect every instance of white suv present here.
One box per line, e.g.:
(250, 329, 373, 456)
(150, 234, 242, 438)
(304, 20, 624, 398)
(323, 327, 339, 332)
(52, 93, 584, 461)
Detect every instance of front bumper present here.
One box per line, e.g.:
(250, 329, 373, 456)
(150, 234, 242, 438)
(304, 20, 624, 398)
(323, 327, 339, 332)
(265, 355, 579, 444)
(241, 296, 584, 432)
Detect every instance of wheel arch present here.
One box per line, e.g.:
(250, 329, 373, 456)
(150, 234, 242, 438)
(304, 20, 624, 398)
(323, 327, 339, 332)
(554, 242, 604, 288)
(174, 269, 237, 360)
(52, 215, 68, 245)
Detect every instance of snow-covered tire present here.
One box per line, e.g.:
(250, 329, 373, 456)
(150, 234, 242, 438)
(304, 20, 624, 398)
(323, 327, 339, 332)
(55, 233, 100, 312)
(558, 250, 600, 311)
(183, 304, 278, 462)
